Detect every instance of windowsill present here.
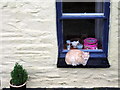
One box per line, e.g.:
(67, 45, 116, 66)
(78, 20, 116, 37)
(61, 13, 106, 19)
(59, 52, 107, 58)
(57, 58, 110, 68)
(62, 49, 103, 53)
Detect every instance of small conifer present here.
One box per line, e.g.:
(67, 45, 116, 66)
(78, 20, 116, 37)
(11, 63, 28, 86)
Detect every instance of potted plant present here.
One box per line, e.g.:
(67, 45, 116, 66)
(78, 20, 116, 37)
(9, 63, 28, 90)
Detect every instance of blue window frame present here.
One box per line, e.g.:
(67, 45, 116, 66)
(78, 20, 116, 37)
(56, 0, 110, 68)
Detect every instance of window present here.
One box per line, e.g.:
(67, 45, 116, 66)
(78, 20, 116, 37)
(56, 0, 110, 68)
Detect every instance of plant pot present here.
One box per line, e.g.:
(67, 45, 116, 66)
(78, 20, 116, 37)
(9, 80, 27, 90)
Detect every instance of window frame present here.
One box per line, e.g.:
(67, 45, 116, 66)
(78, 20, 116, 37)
(56, 0, 110, 59)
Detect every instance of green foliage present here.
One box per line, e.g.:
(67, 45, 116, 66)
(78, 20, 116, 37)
(93, 88, 99, 90)
(11, 63, 28, 86)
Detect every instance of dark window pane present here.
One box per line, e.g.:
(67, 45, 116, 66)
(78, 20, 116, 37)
(63, 19, 95, 39)
(62, 2, 104, 13)
(63, 19, 103, 50)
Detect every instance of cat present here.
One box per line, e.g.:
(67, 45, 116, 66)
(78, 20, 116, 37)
(65, 49, 89, 66)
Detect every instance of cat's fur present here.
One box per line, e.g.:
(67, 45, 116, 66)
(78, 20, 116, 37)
(65, 49, 89, 66)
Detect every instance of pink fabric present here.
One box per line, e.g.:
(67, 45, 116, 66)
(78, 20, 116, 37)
(84, 38, 98, 49)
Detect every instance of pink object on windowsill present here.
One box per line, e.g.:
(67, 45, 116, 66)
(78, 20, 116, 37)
(84, 38, 98, 50)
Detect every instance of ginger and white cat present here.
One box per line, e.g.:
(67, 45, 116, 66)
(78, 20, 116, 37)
(65, 49, 89, 66)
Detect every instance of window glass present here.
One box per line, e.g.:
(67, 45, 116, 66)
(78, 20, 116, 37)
(62, 2, 104, 13)
(63, 19, 103, 50)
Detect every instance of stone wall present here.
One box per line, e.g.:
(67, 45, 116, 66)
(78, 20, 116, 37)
(0, 0, 119, 89)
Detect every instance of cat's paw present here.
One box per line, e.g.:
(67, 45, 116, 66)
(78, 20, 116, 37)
(72, 63, 77, 66)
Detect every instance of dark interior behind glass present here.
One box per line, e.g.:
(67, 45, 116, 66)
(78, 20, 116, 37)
(63, 19, 103, 49)
(62, 2, 103, 13)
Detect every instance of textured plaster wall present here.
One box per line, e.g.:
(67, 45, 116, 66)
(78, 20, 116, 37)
(118, 1, 120, 87)
(0, 0, 119, 89)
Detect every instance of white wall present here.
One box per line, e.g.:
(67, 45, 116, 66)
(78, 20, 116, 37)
(0, 0, 119, 88)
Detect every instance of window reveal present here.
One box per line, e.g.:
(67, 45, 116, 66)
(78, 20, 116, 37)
(56, 1, 110, 68)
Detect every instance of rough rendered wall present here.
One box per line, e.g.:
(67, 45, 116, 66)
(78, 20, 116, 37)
(0, 0, 119, 88)
(118, 1, 120, 87)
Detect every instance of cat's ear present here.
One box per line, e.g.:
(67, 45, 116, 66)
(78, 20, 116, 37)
(84, 52, 89, 55)
(86, 52, 89, 54)
(82, 52, 90, 59)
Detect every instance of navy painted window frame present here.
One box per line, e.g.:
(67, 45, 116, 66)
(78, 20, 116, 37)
(56, 1, 110, 59)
